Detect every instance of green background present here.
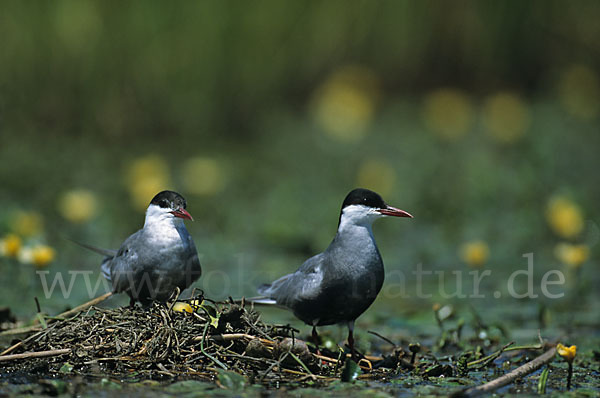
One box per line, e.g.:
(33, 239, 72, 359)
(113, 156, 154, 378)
(0, 1, 598, 342)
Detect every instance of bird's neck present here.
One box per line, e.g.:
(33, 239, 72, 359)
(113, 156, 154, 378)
(144, 216, 181, 229)
(335, 221, 376, 248)
(143, 215, 186, 248)
(328, 222, 382, 274)
(143, 208, 181, 232)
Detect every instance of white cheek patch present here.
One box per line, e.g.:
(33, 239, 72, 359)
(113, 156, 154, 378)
(144, 204, 180, 231)
(146, 204, 172, 218)
(339, 204, 380, 228)
(343, 205, 378, 218)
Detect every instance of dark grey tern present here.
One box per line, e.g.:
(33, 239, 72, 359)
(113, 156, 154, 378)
(79, 190, 201, 306)
(255, 188, 412, 360)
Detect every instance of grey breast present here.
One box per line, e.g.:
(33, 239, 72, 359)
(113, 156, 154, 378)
(103, 227, 201, 302)
(265, 236, 385, 326)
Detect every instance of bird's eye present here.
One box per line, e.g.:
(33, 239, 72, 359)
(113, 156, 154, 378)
(159, 199, 170, 208)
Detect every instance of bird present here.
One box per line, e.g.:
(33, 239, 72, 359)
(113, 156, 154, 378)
(78, 190, 201, 306)
(255, 188, 412, 360)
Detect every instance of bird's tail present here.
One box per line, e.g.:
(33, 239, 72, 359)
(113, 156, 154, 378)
(68, 238, 116, 282)
(69, 239, 118, 258)
(257, 283, 272, 296)
(244, 296, 278, 305)
(227, 283, 280, 306)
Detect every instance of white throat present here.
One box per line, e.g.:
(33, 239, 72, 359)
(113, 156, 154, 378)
(337, 204, 381, 233)
(144, 204, 181, 230)
(143, 204, 187, 247)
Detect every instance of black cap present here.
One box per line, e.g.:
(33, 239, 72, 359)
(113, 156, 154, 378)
(150, 190, 187, 210)
(341, 188, 386, 210)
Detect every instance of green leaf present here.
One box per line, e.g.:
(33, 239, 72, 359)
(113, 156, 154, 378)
(538, 366, 549, 394)
(200, 303, 220, 328)
(341, 359, 362, 382)
(58, 362, 73, 373)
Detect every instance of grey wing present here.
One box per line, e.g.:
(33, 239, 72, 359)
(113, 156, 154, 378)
(184, 231, 201, 274)
(102, 230, 144, 293)
(175, 226, 202, 285)
(261, 253, 325, 309)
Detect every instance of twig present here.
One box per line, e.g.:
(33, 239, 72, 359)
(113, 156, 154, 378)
(367, 330, 397, 347)
(157, 362, 175, 377)
(200, 322, 227, 370)
(0, 292, 113, 338)
(313, 353, 339, 364)
(0, 348, 71, 362)
(33, 297, 47, 329)
(358, 357, 373, 371)
(260, 352, 286, 383)
(288, 351, 314, 377)
(467, 341, 514, 367)
(0, 326, 42, 337)
(167, 287, 181, 312)
(453, 346, 557, 397)
(0, 327, 49, 356)
(34, 297, 42, 313)
(205, 333, 275, 346)
(54, 292, 113, 320)
(0, 341, 24, 357)
(281, 368, 331, 379)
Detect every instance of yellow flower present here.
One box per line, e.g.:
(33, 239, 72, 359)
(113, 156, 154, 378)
(556, 343, 577, 362)
(10, 211, 44, 237)
(482, 92, 530, 144)
(356, 159, 396, 198)
(423, 88, 473, 140)
(58, 189, 97, 223)
(172, 302, 194, 313)
(182, 157, 225, 196)
(558, 64, 600, 120)
(546, 196, 584, 239)
(126, 155, 171, 210)
(172, 300, 204, 313)
(1, 234, 22, 257)
(311, 65, 379, 142)
(554, 243, 589, 269)
(31, 245, 56, 267)
(459, 241, 490, 267)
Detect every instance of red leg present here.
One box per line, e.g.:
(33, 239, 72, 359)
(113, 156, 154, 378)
(312, 325, 322, 356)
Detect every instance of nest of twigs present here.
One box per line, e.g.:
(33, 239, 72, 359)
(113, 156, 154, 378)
(1, 295, 563, 396)
(0, 295, 398, 386)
